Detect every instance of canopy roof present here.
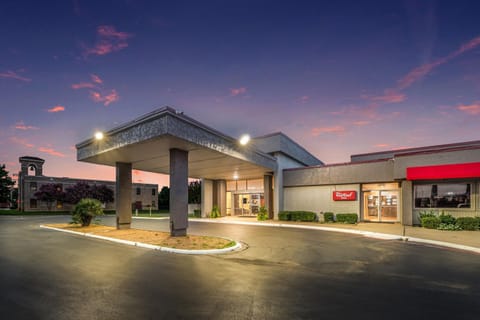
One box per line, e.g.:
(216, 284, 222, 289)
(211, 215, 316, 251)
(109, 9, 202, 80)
(76, 107, 278, 180)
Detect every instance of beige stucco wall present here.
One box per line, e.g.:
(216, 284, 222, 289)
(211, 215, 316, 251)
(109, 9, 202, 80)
(284, 184, 360, 217)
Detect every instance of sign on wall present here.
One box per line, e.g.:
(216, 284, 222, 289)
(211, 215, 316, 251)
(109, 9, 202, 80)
(333, 190, 357, 201)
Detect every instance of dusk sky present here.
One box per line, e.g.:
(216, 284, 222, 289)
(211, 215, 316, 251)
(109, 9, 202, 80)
(2, 0, 480, 187)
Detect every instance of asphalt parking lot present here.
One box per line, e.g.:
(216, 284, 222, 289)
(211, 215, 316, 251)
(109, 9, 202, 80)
(1, 215, 479, 319)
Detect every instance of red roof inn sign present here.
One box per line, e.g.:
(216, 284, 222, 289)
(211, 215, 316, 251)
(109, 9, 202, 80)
(333, 191, 357, 201)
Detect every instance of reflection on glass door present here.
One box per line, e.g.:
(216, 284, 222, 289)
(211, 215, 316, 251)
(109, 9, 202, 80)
(364, 191, 399, 222)
(233, 193, 264, 216)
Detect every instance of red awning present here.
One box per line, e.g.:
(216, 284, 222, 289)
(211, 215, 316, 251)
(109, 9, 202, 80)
(406, 162, 480, 180)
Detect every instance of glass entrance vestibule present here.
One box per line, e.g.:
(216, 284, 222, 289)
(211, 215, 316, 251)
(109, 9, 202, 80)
(226, 178, 265, 216)
(362, 183, 400, 222)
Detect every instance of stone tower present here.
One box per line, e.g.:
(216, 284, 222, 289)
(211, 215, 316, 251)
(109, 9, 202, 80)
(19, 156, 45, 177)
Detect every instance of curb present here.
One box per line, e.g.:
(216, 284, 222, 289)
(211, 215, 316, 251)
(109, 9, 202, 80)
(39, 225, 242, 255)
(186, 218, 480, 255)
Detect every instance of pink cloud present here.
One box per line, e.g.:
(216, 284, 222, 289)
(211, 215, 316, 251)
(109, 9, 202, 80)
(374, 143, 390, 148)
(299, 95, 310, 103)
(14, 121, 38, 130)
(230, 87, 247, 96)
(71, 82, 95, 89)
(38, 147, 66, 158)
(370, 89, 406, 103)
(10, 136, 34, 148)
(83, 25, 133, 57)
(353, 120, 370, 126)
(457, 102, 480, 115)
(47, 105, 65, 113)
(90, 74, 103, 84)
(89, 89, 119, 106)
(311, 125, 346, 136)
(0, 70, 31, 82)
(97, 25, 132, 40)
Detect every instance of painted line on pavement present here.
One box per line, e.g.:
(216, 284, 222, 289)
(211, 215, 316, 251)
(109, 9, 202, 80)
(39, 225, 242, 255)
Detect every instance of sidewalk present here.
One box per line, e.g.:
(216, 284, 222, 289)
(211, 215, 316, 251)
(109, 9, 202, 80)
(183, 216, 480, 254)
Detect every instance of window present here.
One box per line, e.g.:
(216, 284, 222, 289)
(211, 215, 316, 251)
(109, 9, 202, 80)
(226, 181, 237, 191)
(152, 189, 156, 196)
(247, 179, 263, 190)
(30, 182, 37, 191)
(30, 199, 37, 209)
(414, 183, 471, 209)
(136, 187, 141, 195)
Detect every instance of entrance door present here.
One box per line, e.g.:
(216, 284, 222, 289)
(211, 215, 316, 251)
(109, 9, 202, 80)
(233, 193, 264, 216)
(363, 190, 399, 222)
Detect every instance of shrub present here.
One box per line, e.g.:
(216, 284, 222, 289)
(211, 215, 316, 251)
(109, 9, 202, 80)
(323, 212, 334, 223)
(193, 209, 201, 218)
(421, 216, 441, 229)
(455, 217, 480, 231)
(419, 210, 437, 219)
(336, 213, 358, 224)
(257, 206, 268, 221)
(437, 223, 462, 231)
(210, 205, 220, 218)
(439, 213, 456, 225)
(278, 211, 316, 222)
(278, 211, 290, 221)
(71, 198, 104, 226)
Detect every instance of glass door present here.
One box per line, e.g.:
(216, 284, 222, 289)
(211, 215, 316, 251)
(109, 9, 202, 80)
(364, 191, 380, 221)
(363, 190, 399, 222)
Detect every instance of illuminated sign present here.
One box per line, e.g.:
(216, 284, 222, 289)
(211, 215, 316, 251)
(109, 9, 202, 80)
(333, 191, 357, 201)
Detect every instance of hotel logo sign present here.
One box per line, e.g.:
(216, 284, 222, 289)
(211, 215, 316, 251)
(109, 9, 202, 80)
(333, 191, 357, 201)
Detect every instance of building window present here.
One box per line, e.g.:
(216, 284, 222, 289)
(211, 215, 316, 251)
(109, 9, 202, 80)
(152, 188, 156, 196)
(30, 199, 37, 209)
(30, 182, 37, 191)
(247, 179, 263, 190)
(414, 183, 471, 209)
(136, 187, 141, 195)
(226, 181, 237, 191)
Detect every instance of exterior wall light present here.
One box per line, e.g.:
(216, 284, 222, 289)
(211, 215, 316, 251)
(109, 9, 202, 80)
(239, 134, 250, 145)
(95, 131, 104, 140)
(233, 174, 239, 180)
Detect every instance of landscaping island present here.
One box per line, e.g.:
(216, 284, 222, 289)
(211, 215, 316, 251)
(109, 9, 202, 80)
(44, 223, 236, 250)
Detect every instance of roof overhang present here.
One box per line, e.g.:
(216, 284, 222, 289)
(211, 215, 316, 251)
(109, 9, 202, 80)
(406, 162, 480, 180)
(76, 107, 277, 180)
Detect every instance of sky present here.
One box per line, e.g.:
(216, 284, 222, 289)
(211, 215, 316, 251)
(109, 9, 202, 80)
(1, 0, 480, 188)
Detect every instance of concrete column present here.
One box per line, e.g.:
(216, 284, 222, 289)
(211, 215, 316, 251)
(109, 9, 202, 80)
(401, 180, 413, 226)
(201, 179, 213, 218)
(169, 148, 189, 236)
(213, 180, 226, 216)
(264, 175, 274, 219)
(273, 169, 283, 219)
(116, 162, 132, 230)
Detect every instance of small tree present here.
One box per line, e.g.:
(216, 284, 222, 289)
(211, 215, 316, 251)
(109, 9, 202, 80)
(65, 182, 114, 206)
(158, 186, 170, 210)
(91, 184, 114, 204)
(0, 164, 15, 206)
(188, 180, 201, 204)
(34, 183, 65, 211)
(72, 198, 104, 226)
(65, 182, 91, 205)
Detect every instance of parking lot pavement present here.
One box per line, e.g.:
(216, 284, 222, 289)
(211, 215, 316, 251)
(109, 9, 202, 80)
(1, 215, 480, 319)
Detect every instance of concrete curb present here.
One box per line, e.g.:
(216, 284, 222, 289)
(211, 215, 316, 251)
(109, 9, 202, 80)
(186, 218, 480, 255)
(39, 225, 242, 255)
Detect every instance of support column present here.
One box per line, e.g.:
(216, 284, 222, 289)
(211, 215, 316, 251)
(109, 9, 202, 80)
(401, 180, 413, 226)
(201, 179, 213, 218)
(213, 180, 226, 216)
(264, 175, 273, 219)
(116, 162, 132, 230)
(273, 169, 283, 220)
(169, 148, 189, 236)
